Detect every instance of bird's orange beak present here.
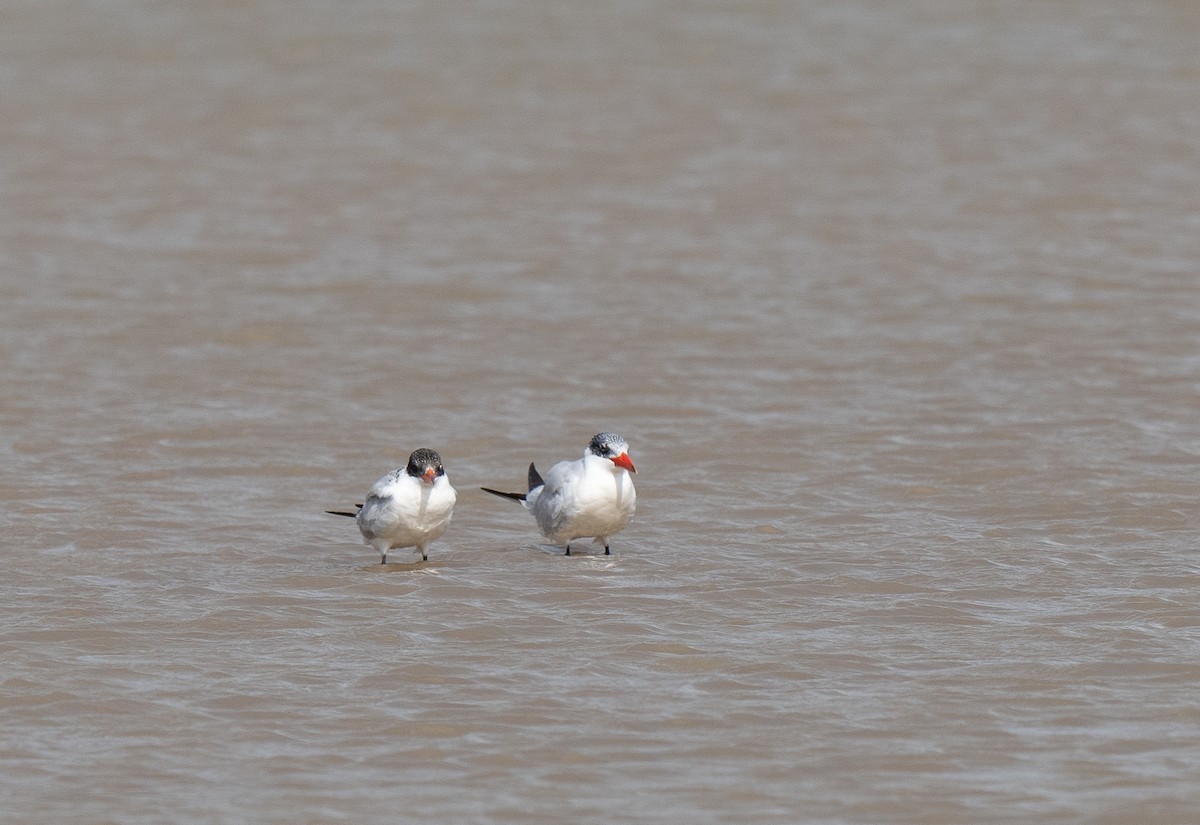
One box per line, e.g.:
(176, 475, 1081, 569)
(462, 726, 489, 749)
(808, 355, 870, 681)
(421, 467, 438, 484)
(611, 452, 636, 474)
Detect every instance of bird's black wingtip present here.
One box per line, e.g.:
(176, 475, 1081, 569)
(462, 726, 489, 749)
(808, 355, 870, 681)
(480, 487, 526, 503)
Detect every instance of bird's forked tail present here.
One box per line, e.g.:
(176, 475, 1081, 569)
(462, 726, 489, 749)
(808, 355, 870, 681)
(481, 462, 543, 503)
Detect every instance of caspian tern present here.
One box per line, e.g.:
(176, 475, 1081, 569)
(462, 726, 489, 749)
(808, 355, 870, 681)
(481, 432, 637, 556)
(326, 448, 457, 564)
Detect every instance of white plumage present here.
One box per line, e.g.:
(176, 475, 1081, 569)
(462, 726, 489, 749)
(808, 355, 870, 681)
(482, 432, 637, 556)
(329, 448, 457, 564)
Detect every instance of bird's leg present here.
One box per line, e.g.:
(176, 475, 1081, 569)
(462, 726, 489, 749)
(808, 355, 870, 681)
(381, 554, 387, 565)
(604, 544, 611, 555)
(421, 551, 428, 562)
(565, 544, 571, 556)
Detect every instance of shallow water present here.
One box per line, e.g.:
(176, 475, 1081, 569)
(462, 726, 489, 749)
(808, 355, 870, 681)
(3, 1, 1200, 822)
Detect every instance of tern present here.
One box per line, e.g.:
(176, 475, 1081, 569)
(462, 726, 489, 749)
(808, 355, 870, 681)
(481, 432, 637, 556)
(326, 448, 457, 564)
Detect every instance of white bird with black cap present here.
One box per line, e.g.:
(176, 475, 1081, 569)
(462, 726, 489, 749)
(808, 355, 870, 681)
(482, 432, 637, 556)
(327, 448, 457, 564)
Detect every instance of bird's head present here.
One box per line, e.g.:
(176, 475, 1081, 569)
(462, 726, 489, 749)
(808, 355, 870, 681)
(406, 448, 446, 485)
(587, 432, 636, 474)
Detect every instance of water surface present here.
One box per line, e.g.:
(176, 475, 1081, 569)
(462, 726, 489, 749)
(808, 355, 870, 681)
(3, 2, 1199, 822)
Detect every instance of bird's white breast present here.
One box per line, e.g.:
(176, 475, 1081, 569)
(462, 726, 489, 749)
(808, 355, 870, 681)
(532, 454, 635, 543)
(358, 473, 456, 548)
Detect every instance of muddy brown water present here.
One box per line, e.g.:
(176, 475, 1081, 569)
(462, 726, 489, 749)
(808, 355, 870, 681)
(3, 2, 1199, 822)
